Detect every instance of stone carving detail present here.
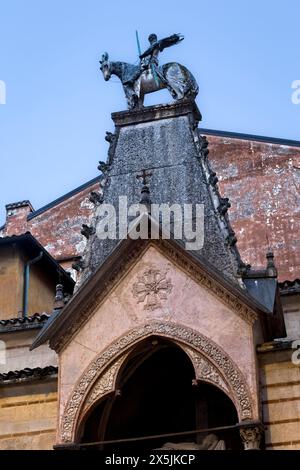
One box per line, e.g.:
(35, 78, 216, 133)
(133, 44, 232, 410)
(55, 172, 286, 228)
(132, 268, 173, 310)
(81, 224, 95, 239)
(183, 345, 230, 395)
(239, 425, 263, 450)
(105, 131, 117, 163)
(158, 434, 226, 450)
(60, 322, 253, 443)
(89, 191, 104, 206)
(157, 243, 257, 325)
(83, 356, 125, 412)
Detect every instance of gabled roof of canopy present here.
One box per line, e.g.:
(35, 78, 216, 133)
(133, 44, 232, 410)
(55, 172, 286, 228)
(31, 214, 272, 353)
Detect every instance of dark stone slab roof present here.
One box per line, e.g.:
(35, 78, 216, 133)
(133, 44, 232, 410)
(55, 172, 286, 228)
(279, 279, 300, 295)
(0, 313, 50, 333)
(0, 366, 58, 384)
(244, 278, 277, 312)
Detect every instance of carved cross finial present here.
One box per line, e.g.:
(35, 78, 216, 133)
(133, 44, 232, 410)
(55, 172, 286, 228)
(136, 169, 153, 206)
(136, 169, 153, 186)
(54, 284, 64, 309)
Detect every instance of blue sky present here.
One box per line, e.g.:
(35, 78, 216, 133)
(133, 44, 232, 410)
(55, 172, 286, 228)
(0, 0, 299, 225)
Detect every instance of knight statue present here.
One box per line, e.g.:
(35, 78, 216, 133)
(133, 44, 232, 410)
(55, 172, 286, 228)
(99, 32, 199, 109)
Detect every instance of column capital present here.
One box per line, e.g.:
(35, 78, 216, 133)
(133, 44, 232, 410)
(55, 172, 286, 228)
(239, 421, 264, 450)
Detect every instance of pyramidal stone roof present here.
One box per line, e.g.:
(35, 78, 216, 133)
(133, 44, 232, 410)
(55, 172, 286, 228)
(78, 100, 245, 287)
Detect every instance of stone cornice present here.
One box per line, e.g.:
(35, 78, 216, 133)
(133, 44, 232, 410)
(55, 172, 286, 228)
(111, 100, 202, 127)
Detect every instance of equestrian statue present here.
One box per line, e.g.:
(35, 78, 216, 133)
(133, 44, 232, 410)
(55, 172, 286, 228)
(99, 33, 199, 109)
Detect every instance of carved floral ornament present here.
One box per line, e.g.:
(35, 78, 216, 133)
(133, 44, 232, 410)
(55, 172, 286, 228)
(60, 322, 254, 443)
(132, 268, 173, 310)
(83, 355, 128, 413)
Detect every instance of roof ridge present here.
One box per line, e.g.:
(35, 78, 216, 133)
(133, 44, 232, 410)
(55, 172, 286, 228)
(27, 176, 101, 220)
(199, 128, 300, 147)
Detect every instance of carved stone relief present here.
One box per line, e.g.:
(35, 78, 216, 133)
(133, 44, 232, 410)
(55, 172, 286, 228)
(83, 355, 127, 413)
(132, 268, 173, 310)
(181, 345, 230, 396)
(239, 425, 263, 450)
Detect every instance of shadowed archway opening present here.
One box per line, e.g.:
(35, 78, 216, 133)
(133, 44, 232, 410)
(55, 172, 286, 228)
(79, 337, 241, 449)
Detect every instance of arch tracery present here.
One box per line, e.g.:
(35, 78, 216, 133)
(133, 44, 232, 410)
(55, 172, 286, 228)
(60, 322, 254, 443)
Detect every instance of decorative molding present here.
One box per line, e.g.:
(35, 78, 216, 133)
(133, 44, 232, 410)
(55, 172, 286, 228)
(132, 268, 173, 310)
(182, 345, 230, 396)
(59, 322, 254, 443)
(111, 100, 201, 127)
(51, 240, 257, 354)
(155, 243, 257, 325)
(82, 355, 127, 413)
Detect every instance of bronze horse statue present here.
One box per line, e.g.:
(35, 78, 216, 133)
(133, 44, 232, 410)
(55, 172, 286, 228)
(99, 52, 199, 109)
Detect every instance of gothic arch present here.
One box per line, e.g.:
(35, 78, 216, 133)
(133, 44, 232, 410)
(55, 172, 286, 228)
(60, 322, 254, 443)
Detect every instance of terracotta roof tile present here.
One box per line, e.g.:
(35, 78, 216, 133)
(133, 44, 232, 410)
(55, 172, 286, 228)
(0, 366, 58, 383)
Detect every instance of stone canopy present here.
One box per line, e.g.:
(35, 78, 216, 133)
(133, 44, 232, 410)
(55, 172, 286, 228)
(31, 100, 287, 449)
(32, 231, 269, 444)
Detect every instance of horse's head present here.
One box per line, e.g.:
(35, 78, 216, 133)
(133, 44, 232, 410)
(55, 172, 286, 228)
(99, 52, 111, 81)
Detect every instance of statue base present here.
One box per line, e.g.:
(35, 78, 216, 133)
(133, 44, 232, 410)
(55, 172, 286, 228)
(112, 100, 202, 127)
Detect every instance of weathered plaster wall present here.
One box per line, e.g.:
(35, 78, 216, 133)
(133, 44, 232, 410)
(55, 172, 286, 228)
(0, 245, 23, 319)
(259, 349, 300, 450)
(27, 263, 56, 316)
(281, 294, 300, 340)
(0, 245, 59, 320)
(0, 330, 58, 374)
(1, 181, 99, 263)
(206, 135, 300, 282)
(58, 246, 259, 435)
(0, 380, 57, 450)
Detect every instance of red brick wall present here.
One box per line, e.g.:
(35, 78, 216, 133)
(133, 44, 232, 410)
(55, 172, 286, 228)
(1, 182, 99, 265)
(207, 135, 300, 281)
(28, 184, 98, 261)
